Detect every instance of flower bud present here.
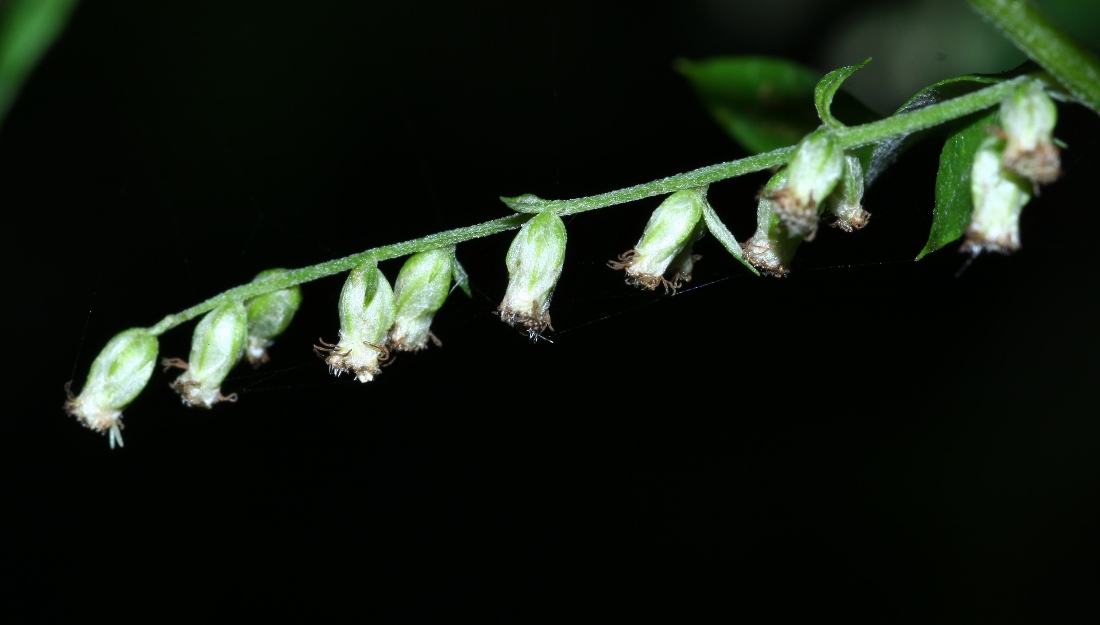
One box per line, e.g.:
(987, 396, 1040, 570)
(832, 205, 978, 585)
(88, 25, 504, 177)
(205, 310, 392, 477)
(608, 188, 707, 293)
(244, 269, 302, 366)
(64, 328, 158, 448)
(388, 247, 455, 351)
(1000, 79, 1060, 185)
(743, 168, 802, 277)
(769, 129, 844, 240)
(826, 154, 870, 232)
(320, 259, 396, 382)
(168, 301, 248, 408)
(962, 135, 1031, 254)
(498, 211, 566, 339)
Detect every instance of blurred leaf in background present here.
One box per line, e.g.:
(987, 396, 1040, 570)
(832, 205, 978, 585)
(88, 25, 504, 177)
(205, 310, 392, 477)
(0, 0, 79, 127)
(820, 0, 1100, 113)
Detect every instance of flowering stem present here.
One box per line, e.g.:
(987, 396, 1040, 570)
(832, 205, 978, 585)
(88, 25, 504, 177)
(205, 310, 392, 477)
(146, 214, 530, 336)
(147, 77, 1028, 337)
(503, 78, 1024, 216)
(967, 0, 1100, 114)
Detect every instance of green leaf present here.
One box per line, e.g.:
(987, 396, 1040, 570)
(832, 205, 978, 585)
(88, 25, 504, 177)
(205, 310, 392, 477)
(676, 56, 822, 154)
(700, 197, 759, 276)
(867, 72, 1009, 186)
(815, 58, 872, 128)
(916, 109, 999, 260)
(677, 56, 879, 154)
(0, 0, 80, 127)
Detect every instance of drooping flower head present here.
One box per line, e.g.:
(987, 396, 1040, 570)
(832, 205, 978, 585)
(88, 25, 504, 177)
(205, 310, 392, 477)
(243, 269, 302, 366)
(64, 328, 159, 448)
(742, 168, 802, 277)
(388, 247, 456, 352)
(1000, 78, 1060, 186)
(826, 154, 870, 232)
(609, 187, 707, 294)
(321, 258, 396, 382)
(769, 129, 845, 240)
(499, 211, 567, 339)
(962, 135, 1032, 254)
(167, 301, 249, 409)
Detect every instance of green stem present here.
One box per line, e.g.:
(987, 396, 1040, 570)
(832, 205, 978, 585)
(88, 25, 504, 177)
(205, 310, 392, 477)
(148, 77, 1028, 336)
(147, 214, 530, 336)
(967, 0, 1100, 114)
(504, 78, 1023, 215)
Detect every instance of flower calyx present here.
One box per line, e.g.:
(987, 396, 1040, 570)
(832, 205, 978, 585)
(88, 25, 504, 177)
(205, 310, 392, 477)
(742, 168, 804, 277)
(317, 258, 396, 382)
(388, 247, 456, 352)
(962, 135, 1031, 255)
(608, 187, 707, 295)
(498, 211, 567, 340)
(165, 301, 248, 409)
(767, 129, 844, 241)
(826, 154, 870, 233)
(999, 78, 1060, 188)
(243, 269, 302, 367)
(64, 328, 159, 448)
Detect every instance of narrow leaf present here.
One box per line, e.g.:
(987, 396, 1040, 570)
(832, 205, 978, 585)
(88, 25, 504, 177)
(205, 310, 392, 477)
(916, 109, 999, 259)
(701, 199, 759, 276)
(866, 72, 1008, 186)
(815, 58, 872, 128)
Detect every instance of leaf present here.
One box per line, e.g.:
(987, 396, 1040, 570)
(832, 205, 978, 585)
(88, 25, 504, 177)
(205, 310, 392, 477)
(0, 0, 80, 127)
(677, 56, 823, 154)
(700, 198, 759, 276)
(815, 58, 872, 128)
(916, 109, 999, 260)
(677, 56, 879, 155)
(866, 72, 1009, 187)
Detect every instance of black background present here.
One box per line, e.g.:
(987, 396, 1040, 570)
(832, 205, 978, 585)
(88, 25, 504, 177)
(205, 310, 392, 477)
(2, 0, 1099, 606)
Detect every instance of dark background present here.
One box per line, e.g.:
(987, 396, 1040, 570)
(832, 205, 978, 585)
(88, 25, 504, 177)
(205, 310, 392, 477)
(2, 0, 1098, 604)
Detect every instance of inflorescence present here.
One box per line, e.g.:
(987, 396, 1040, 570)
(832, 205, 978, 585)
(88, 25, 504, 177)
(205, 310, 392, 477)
(63, 74, 1064, 447)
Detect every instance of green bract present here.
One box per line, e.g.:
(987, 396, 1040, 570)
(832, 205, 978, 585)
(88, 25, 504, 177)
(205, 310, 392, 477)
(609, 187, 707, 293)
(323, 259, 396, 382)
(743, 169, 803, 277)
(244, 269, 302, 366)
(64, 328, 158, 448)
(1000, 78, 1060, 184)
(963, 136, 1032, 254)
(770, 129, 845, 240)
(389, 247, 455, 352)
(499, 211, 567, 339)
(169, 301, 248, 409)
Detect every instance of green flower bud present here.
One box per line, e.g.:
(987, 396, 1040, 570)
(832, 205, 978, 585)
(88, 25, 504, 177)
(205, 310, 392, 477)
(608, 188, 707, 294)
(388, 247, 455, 352)
(168, 301, 249, 408)
(320, 259, 396, 382)
(743, 168, 802, 277)
(769, 129, 844, 240)
(1000, 79, 1060, 185)
(498, 211, 566, 339)
(244, 269, 302, 366)
(962, 135, 1031, 254)
(826, 154, 870, 232)
(64, 328, 158, 448)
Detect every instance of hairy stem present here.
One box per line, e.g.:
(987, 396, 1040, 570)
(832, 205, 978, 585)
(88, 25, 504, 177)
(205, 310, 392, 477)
(504, 78, 1023, 215)
(967, 0, 1100, 114)
(147, 215, 530, 336)
(148, 77, 1028, 336)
